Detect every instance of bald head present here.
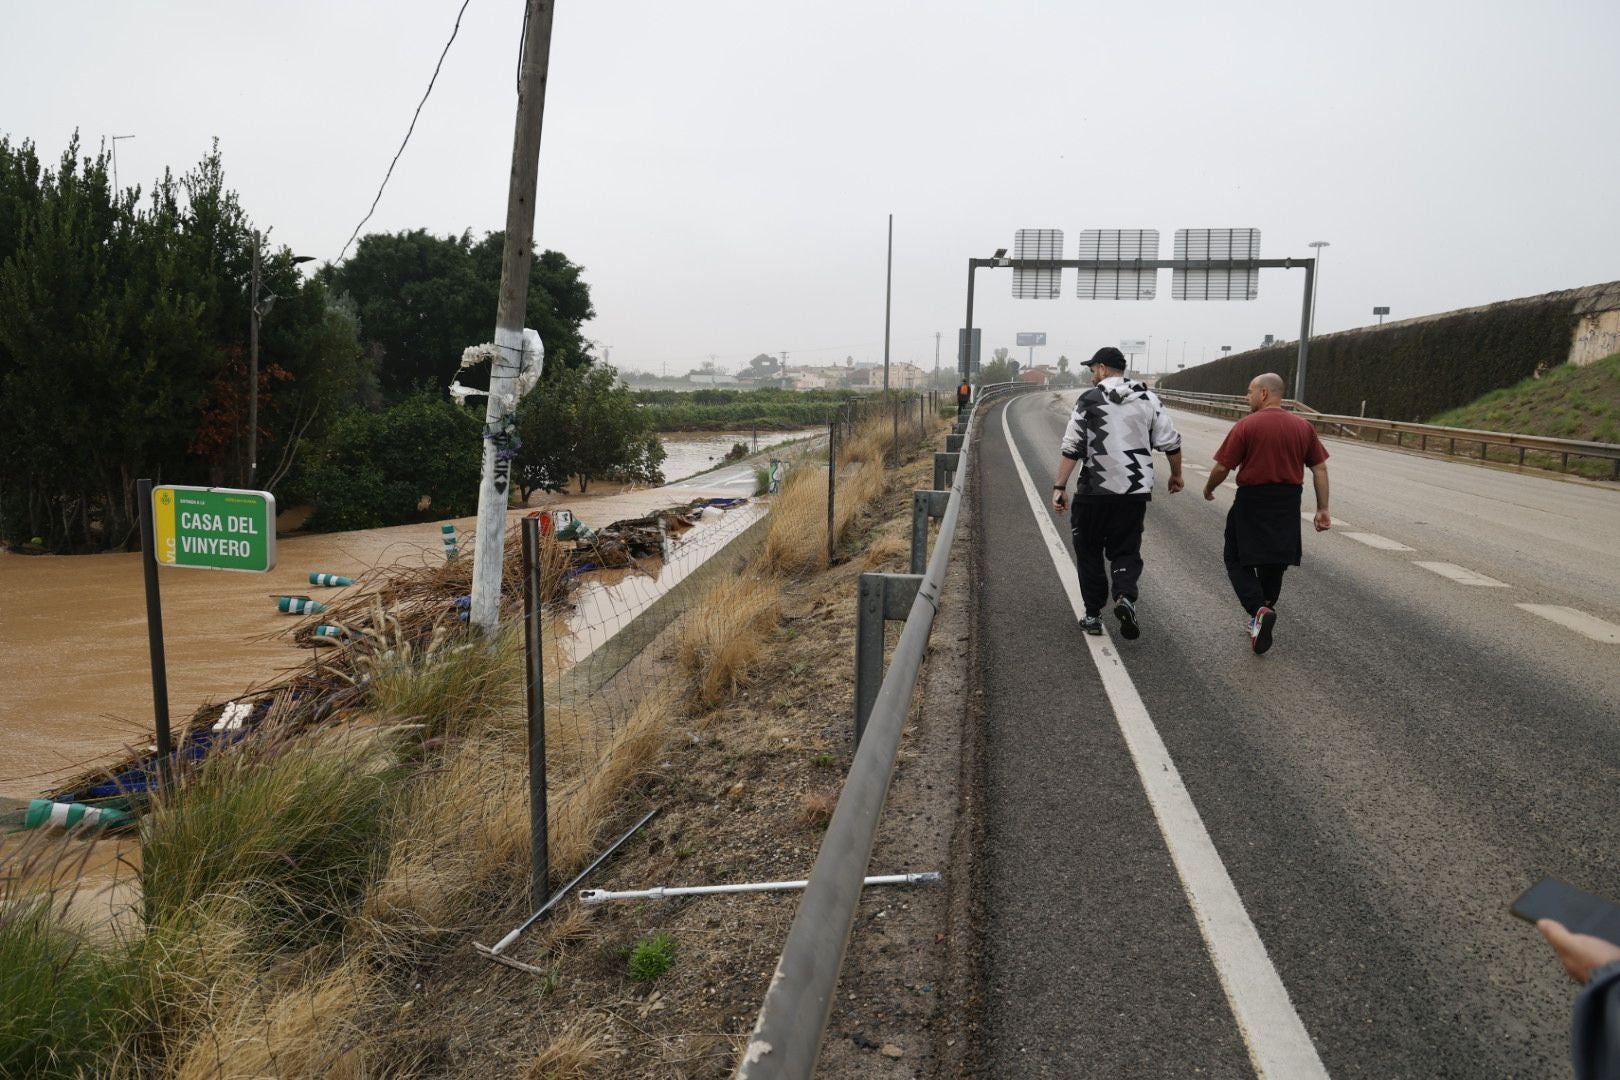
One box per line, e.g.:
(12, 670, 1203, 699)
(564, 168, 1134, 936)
(1245, 372, 1286, 412)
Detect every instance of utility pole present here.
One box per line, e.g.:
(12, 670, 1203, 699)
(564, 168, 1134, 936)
(934, 330, 941, 384)
(110, 134, 135, 194)
(470, 0, 556, 635)
(248, 233, 261, 486)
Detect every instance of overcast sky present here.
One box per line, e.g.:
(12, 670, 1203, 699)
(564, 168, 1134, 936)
(6, 0, 1618, 377)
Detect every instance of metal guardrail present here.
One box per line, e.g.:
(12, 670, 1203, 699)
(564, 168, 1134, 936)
(735, 381, 1040, 1079)
(1154, 388, 1620, 477)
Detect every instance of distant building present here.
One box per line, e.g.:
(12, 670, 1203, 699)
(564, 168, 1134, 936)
(687, 371, 738, 386)
(847, 361, 928, 390)
(1019, 367, 1050, 386)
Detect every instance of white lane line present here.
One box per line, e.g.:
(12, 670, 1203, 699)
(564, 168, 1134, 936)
(1516, 605, 1620, 643)
(1413, 561, 1509, 588)
(1301, 512, 1352, 529)
(1341, 532, 1414, 552)
(1000, 403, 1329, 1079)
(1186, 463, 1210, 473)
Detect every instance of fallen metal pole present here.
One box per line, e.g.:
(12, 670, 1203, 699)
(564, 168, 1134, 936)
(581, 872, 940, 906)
(474, 807, 657, 971)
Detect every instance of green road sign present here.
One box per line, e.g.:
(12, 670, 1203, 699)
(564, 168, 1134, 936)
(152, 486, 277, 572)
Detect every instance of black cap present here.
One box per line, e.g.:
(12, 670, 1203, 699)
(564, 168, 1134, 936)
(1082, 346, 1125, 369)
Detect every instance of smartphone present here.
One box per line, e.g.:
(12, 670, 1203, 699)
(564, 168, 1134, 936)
(1511, 878, 1620, 947)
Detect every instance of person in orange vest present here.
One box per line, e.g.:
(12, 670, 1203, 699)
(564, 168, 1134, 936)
(956, 380, 971, 409)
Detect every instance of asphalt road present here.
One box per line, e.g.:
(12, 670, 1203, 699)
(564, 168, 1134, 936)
(973, 390, 1620, 1078)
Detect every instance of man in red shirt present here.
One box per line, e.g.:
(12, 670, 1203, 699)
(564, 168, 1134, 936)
(1201, 372, 1332, 654)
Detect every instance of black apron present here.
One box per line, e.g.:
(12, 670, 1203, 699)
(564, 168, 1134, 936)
(1226, 483, 1303, 567)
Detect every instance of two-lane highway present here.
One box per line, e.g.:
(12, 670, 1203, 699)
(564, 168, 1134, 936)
(973, 390, 1620, 1077)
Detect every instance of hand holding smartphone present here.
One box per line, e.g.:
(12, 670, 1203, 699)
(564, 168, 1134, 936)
(1512, 878, 1620, 948)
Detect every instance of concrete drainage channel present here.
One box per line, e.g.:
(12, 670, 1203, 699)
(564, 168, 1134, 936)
(736, 382, 1040, 1079)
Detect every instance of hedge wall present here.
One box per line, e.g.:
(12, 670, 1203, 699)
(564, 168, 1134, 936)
(1159, 294, 1579, 421)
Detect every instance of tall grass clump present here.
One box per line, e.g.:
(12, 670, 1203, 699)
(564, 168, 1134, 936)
(757, 466, 835, 574)
(0, 893, 136, 1079)
(361, 622, 525, 741)
(677, 576, 783, 705)
(140, 730, 399, 956)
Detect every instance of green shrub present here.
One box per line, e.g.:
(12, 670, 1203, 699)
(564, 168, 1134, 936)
(627, 930, 676, 982)
(140, 733, 398, 953)
(0, 898, 136, 1079)
(298, 392, 482, 531)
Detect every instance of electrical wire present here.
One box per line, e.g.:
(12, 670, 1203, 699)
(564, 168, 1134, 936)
(333, 0, 474, 266)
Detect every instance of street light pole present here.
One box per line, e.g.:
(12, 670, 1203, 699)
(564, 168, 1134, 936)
(1300, 240, 1329, 405)
(248, 236, 313, 488)
(1307, 240, 1330, 337)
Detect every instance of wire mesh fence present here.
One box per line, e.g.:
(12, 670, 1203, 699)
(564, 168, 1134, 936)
(0, 391, 947, 1078)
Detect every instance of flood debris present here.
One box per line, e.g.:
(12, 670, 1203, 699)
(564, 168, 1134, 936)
(32, 498, 749, 825)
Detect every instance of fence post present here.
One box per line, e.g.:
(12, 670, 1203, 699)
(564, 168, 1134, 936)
(854, 572, 922, 744)
(911, 490, 949, 574)
(521, 516, 550, 909)
(826, 418, 838, 567)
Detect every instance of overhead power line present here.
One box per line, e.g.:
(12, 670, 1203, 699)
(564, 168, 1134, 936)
(333, 0, 474, 265)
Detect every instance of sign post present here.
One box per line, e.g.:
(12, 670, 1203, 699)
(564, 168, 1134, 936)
(1120, 338, 1148, 371)
(140, 482, 278, 789)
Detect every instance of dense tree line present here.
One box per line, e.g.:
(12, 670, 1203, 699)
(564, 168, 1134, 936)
(0, 134, 597, 550)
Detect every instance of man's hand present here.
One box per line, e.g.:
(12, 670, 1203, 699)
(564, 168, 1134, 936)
(1167, 474, 1184, 494)
(1203, 486, 1216, 501)
(1313, 509, 1332, 532)
(1051, 488, 1067, 513)
(1538, 919, 1620, 984)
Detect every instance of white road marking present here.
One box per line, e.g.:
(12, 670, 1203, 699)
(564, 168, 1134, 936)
(1301, 512, 1351, 529)
(1515, 605, 1620, 643)
(1413, 561, 1509, 588)
(1186, 463, 1210, 473)
(1000, 402, 1329, 1080)
(1341, 532, 1414, 552)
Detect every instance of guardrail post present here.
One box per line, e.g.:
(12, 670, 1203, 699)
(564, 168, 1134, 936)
(933, 451, 960, 491)
(855, 572, 922, 745)
(945, 432, 964, 453)
(910, 490, 950, 574)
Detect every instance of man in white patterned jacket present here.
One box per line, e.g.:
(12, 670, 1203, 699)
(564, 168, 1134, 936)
(1049, 347, 1185, 638)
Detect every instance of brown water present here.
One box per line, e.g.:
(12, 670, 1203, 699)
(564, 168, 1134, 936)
(0, 469, 768, 802)
(0, 518, 462, 800)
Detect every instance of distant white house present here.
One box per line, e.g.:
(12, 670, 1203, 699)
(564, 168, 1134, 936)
(847, 361, 928, 390)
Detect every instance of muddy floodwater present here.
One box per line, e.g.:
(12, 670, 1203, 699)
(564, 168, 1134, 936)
(658, 429, 809, 483)
(0, 521, 460, 800)
(0, 441, 793, 802)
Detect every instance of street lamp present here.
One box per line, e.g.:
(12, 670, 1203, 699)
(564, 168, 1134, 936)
(1307, 240, 1330, 338)
(249, 234, 315, 486)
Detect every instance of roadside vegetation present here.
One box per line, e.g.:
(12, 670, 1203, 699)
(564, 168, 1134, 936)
(1425, 351, 1620, 477)
(0, 133, 597, 551)
(633, 387, 854, 431)
(1, 403, 946, 1077)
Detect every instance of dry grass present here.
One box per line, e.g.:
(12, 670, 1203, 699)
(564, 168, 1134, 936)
(545, 692, 674, 873)
(524, 1017, 615, 1078)
(675, 576, 784, 706)
(755, 465, 834, 575)
(796, 790, 838, 829)
(859, 526, 910, 570)
(168, 960, 380, 1080)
